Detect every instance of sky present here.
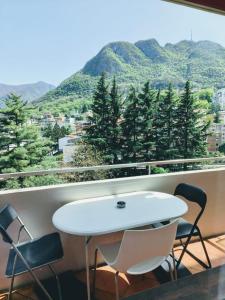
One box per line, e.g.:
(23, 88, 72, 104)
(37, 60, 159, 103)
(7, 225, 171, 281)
(1, 0, 225, 86)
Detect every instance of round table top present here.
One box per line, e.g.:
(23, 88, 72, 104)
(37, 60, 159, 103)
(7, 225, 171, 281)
(52, 191, 188, 236)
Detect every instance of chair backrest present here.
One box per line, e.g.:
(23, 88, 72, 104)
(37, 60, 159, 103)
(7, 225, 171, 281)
(112, 219, 179, 273)
(0, 204, 18, 230)
(0, 204, 19, 244)
(174, 183, 207, 228)
(174, 183, 207, 210)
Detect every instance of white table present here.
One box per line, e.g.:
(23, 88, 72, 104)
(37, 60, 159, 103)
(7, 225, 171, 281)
(53, 191, 188, 300)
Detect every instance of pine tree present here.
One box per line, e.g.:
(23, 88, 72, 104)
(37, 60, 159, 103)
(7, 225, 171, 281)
(81, 103, 88, 113)
(61, 125, 71, 137)
(43, 123, 53, 138)
(138, 82, 156, 161)
(108, 77, 121, 163)
(176, 81, 209, 158)
(52, 123, 62, 150)
(152, 90, 161, 159)
(121, 87, 142, 163)
(213, 103, 220, 123)
(70, 141, 107, 182)
(154, 84, 178, 160)
(85, 73, 111, 160)
(43, 123, 71, 151)
(0, 94, 51, 174)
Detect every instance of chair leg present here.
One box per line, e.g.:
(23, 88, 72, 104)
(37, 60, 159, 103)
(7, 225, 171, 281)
(197, 228, 212, 268)
(177, 230, 211, 270)
(12, 246, 53, 300)
(171, 248, 177, 280)
(8, 253, 19, 300)
(176, 234, 192, 269)
(92, 248, 98, 299)
(27, 269, 53, 300)
(8, 256, 36, 300)
(28, 269, 53, 300)
(48, 264, 63, 300)
(8, 274, 15, 300)
(114, 271, 120, 300)
(165, 260, 174, 281)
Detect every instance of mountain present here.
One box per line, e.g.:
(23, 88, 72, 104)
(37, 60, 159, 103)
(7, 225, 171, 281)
(39, 39, 225, 102)
(0, 81, 55, 103)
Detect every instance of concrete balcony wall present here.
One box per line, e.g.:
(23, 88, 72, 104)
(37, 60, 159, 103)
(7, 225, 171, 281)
(0, 168, 225, 290)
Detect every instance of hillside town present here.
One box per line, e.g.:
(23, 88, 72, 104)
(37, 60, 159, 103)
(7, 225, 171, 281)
(208, 88, 225, 152)
(28, 111, 91, 163)
(24, 86, 225, 164)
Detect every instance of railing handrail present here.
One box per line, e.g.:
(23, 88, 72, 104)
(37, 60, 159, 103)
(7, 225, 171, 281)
(0, 156, 225, 181)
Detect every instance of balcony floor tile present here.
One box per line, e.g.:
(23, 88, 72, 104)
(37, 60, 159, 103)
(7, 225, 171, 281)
(1, 234, 225, 300)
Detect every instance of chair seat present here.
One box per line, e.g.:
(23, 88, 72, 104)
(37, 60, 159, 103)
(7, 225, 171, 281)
(127, 256, 167, 275)
(98, 241, 167, 275)
(5, 232, 63, 277)
(176, 218, 198, 239)
(153, 218, 199, 240)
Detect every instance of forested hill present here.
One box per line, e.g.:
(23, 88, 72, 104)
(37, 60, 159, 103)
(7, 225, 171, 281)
(39, 39, 225, 102)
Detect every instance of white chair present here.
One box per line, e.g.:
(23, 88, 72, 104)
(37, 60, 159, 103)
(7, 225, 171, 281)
(92, 219, 179, 300)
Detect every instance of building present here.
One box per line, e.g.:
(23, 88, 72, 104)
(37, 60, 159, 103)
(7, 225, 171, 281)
(58, 134, 81, 162)
(54, 116, 65, 127)
(213, 88, 225, 110)
(75, 120, 91, 135)
(207, 135, 217, 152)
(207, 110, 225, 152)
(219, 110, 225, 123)
(58, 135, 78, 152)
(40, 113, 55, 127)
(208, 123, 225, 152)
(62, 144, 79, 163)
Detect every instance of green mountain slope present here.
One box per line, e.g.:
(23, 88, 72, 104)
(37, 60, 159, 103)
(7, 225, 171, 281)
(39, 39, 225, 103)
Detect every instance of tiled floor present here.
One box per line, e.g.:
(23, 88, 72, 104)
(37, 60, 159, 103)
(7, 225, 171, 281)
(1, 235, 225, 300)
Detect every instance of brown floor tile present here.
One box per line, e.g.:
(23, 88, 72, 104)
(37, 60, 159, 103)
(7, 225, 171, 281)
(174, 236, 225, 275)
(76, 266, 130, 295)
(2, 234, 225, 300)
(75, 266, 160, 300)
(124, 276, 160, 298)
(0, 286, 38, 300)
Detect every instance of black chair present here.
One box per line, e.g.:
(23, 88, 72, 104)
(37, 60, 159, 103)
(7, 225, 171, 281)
(0, 204, 63, 300)
(174, 183, 211, 270)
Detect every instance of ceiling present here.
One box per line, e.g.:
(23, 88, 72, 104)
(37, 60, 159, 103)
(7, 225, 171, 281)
(164, 0, 225, 15)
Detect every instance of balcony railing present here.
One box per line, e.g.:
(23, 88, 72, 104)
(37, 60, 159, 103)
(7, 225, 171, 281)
(0, 156, 225, 181)
(1, 159, 225, 291)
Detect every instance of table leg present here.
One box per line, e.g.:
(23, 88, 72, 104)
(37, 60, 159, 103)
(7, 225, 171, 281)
(85, 236, 92, 300)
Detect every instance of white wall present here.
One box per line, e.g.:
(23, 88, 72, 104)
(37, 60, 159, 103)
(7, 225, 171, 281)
(0, 168, 225, 289)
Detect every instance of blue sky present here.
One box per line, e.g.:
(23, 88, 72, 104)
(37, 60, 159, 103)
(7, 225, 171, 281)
(1, 0, 225, 86)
